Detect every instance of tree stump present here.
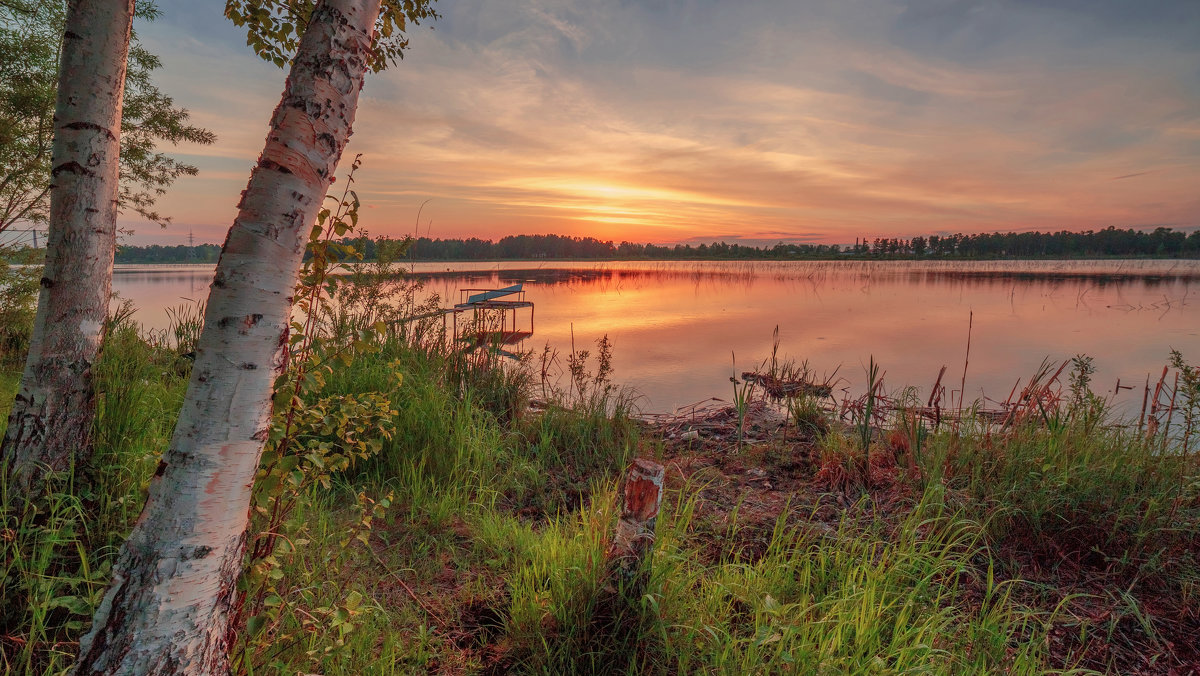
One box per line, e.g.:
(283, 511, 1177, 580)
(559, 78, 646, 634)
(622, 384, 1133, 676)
(606, 458, 665, 587)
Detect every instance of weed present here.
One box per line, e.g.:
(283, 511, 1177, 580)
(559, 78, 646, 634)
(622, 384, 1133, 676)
(858, 356, 882, 454)
(0, 247, 38, 364)
(787, 393, 829, 439)
(1168, 349, 1200, 452)
(730, 352, 756, 450)
(163, 298, 205, 355)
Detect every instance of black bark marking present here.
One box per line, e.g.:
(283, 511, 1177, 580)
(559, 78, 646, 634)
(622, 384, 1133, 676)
(40, 277, 53, 288)
(218, 314, 265, 334)
(286, 209, 305, 229)
(258, 158, 293, 174)
(63, 120, 118, 141)
(240, 363, 257, 370)
(51, 161, 93, 178)
(317, 131, 337, 155)
(154, 460, 167, 477)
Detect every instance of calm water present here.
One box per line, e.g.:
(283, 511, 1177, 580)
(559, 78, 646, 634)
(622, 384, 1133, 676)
(113, 260, 1200, 414)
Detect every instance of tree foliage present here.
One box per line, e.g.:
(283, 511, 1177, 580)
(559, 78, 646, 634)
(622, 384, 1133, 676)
(0, 245, 39, 359)
(0, 0, 58, 233)
(852, 226, 1200, 258)
(0, 0, 214, 234)
(225, 0, 438, 72)
(114, 242, 221, 263)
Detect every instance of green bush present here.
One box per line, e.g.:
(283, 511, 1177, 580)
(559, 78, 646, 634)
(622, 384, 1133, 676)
(0, 247, 40, 363)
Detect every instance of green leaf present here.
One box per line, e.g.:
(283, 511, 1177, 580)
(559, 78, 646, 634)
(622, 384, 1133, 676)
(48, 595, 92, 616)
(247, 615, 267, 637)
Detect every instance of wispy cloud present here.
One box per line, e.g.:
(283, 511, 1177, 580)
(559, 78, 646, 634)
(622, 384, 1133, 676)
(129, 0, 1200, 244)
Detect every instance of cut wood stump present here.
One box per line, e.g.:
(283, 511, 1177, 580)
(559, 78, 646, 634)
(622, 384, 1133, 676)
(606, 458, 665, 586)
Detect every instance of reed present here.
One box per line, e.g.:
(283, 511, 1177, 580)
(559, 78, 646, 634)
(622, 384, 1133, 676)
(730, 352, 756, 451)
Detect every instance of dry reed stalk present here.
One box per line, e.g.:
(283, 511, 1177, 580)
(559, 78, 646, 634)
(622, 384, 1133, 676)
(1147, 366, 1169, 438)
(1003, 378, 1021, 408)
(999, 359, 1069, 427)
(1162, 371, 1179, 441)
(927, 365, 947, 429)
(1139, 373, 1151, 432)
(959, 310, 973, 409)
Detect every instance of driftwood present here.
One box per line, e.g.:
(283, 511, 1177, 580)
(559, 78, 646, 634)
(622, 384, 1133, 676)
(637, 398, 787, 447)
(741, 371, 833, 399)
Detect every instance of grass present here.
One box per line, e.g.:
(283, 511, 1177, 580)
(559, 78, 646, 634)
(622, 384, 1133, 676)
(2, 308, 1198, 674)
(922, 421, 1200, 584)
(0, 370, 16, 422)
(1, 319, 188, 675)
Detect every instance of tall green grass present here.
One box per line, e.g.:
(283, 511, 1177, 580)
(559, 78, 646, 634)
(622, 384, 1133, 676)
(1, 319, 188, 674)
(919, 419, 1200, 594)
(497, 485, 1051, 675)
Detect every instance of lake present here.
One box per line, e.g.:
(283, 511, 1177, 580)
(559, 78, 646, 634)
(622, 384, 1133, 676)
(113, 259, 1200, 415)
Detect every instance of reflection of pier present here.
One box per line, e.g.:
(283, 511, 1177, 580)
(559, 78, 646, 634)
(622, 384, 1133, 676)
(448, 284, 534, 354)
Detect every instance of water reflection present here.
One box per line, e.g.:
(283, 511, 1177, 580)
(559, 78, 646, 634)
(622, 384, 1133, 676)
(112, 260, 1199, 413)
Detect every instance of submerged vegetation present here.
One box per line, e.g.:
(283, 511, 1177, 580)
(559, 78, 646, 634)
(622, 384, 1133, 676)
(2, 229, 1199, 674)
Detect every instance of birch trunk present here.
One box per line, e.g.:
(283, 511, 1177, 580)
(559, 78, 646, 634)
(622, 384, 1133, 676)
(1, 0, 133, 496)
(72, 1, 381, 672)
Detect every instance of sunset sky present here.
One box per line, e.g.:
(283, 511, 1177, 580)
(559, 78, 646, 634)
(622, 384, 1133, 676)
(128, 0, 1200, 246)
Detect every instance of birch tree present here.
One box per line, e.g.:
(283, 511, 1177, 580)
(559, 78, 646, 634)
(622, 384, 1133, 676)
(1, 1, 213, 235)
(0, 0, 214, 497)
(73, 0, 434, 672)
(0, 0, 134, 494)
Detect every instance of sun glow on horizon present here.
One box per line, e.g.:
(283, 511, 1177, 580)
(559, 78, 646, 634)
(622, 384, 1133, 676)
(122, 1, 1199, 247)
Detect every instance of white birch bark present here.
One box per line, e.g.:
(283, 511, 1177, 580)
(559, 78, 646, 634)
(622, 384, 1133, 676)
(72, 1, 382, 672)
(1, 0, 133, 495)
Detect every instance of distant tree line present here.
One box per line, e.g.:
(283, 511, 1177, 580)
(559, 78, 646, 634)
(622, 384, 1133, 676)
(387, 234, 844, 260)
(114, 243, 221, 263)
(388, 228, 1200, 260)
(110, 227, 1200, 263)
(845, 226, 1200, 258)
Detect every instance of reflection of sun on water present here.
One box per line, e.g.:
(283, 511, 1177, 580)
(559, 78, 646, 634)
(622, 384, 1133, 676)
(112, 260, 1200, 412)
